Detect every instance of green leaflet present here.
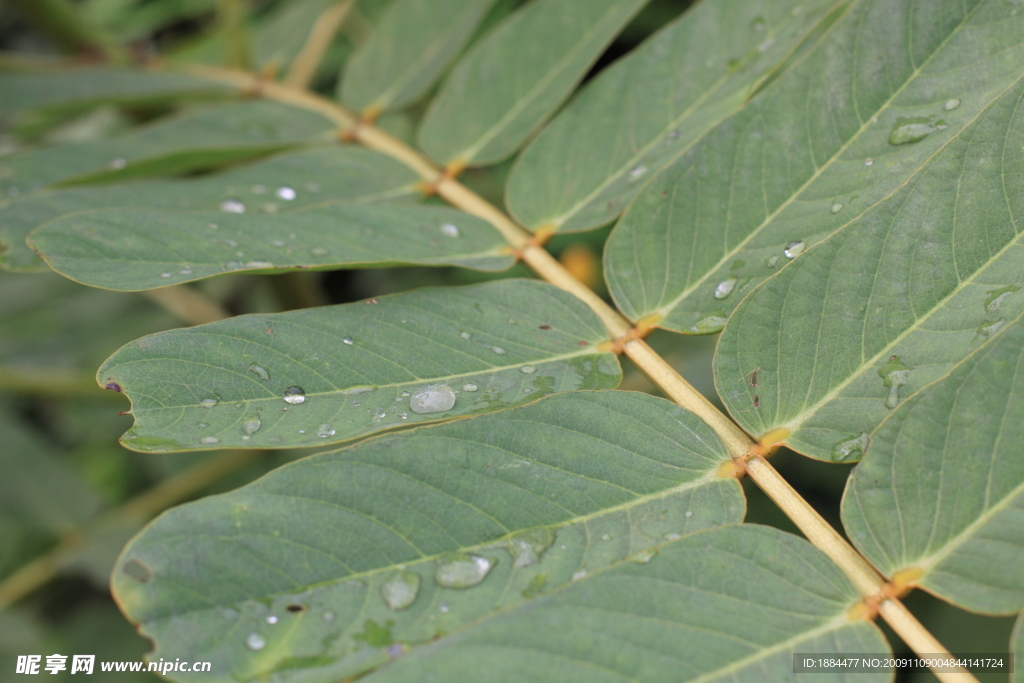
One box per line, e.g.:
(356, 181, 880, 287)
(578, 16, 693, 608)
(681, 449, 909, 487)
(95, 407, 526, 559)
(714, 69, 1024, 460)
(113, 391, 748, 682)
(339, 0, 499, 114)
(506, 0, 841, 233)
(99, 280, 621, 452)
(416, 0, 649, 168)
(605, 0, 1024, 332)
(30, 203, 513, 290)
(3, 146, 417, 272)
(842, 315, 1024, 614)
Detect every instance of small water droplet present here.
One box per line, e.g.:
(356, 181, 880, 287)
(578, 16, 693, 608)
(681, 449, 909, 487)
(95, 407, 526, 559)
(765, 255, 779, 268)
(628, 165, 648, 182)
(944, 98, 961, 111)
(784, 241, 805, 258)
(462, 382, 478, 392)
(631, 549, 656, 564)
(248, 362, 270, 381)
(502, 528, 555, 569)
(440, 223, 460, 237)
(309, 246, 329, 257)
(689, 316, 728, 334)
(491, 346, 507, 355)
(276, 186, 297, 201)
(245, 633, 265, 651)
(977, 318, 1005, 338)
(520, 365, 536, 374)
(317, 423, 336, 438)
(865, 158, 873, 167)
(197, 422, 209, 429)
(242, 416, 261, 435)
(435, 553, 494, 588)
(200, 395, 221, 408)
(381, 570, 421, 611)
(108, 157, 127, 169)
(831, 433, 869, 462)
(830, 202, 844, 214)
(600, 533, 612, 541)
(220, 198, 246, 214)
(122, 559, 152, 582)
(664, 532, 682, 541)
(200, 436, 220, 445)
(571, 570, 587, 582)
(342, 336, 354, 345)
(373, 407, 386, 419)
(459, 331, 472, 340)
(160, 271, 172, 278)
(888, 116, 947, 146)
(400, 412, 408, 419)
(877, 355, 912, 409)
(714, 277, 737, 300)
(283, 386, 306, 404)
(438, 601, 449, 613)
(266, 615, 278, 625)
(410, 384, 457, 414)
(179, 266, 192, 275)
(984, 285, 1019, 314)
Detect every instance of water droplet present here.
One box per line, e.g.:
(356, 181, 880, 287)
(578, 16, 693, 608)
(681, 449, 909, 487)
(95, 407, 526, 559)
(689, 316, 728, 334)
(984, 285, 1019, 314)
(502, 528, 555, 569)
(197, 422, 209, 429)
(944, 98, 961, 111)
(459, 331, 472, 340)
(160, 271, 172, 278)
(179, 266, 192, 275)
(784, 241, 806, 258)
(491, 346, 507, 355)
(977, 318, 1005, 338)
(664, 532, 682, 541)
(435, 553, 493, 588)
(714, 277, 737, 300)
(600, 533, 612, 541)
(242, 416, 261, 436)
(108, 157, 127, 169)
(877, 355, 912, 409)
(438, 601, 449, 613)
(631, 549, 656, 564)
(520, 365, 536, 374)
(342, 336, 354, 345)
(400, 412, 408, 419)
(410, 384, 457, 414)
(220, 198, 246, 214)
(830, 202, 844, 214)
(440, 223, 460, 237)
(283, 386, 306, 404)
(831, 433, 869, 462)
(266, 615, 278, 625)
(765, 255, 779, 268)
(309, 246, 329, 257)
(685, 510, 694, 518)
(322, 610, 335, 622)
(200, 395, 221, 408)
(571, 570, 587, 582)
(628, 165, 648, 182)
(317, 423, 336, 438)
(276, 186, 297, 201)
(373, 407, 386, 419)
(865, 158, 873, 167)
(200, 436, 220, 445)
(462, 382, 478, 392)
(245, 633, 265, 651)
(381, 570, 421, 611)
(248, 362, 270, 381)
(888, 116, 947, 146)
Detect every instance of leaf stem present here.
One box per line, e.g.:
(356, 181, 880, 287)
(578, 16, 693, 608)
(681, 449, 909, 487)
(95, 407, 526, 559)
(284, 0, 356, 89)
(877, 600, 978, 682)
(0, 449, 260, 609)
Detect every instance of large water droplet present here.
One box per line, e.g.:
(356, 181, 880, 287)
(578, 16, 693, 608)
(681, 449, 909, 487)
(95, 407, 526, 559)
(276, 186, 297, 201)
(689, 315, 728, 334)
(944, 98, 961, 111)
(381, 570, 421, 611)
(984, 285, 1019, 314)
(714, 277, 737, 300)
(440, 223, 460, 238)
(877, 355, 912, 409)
(888, 116, 947, 146)
(248, 363, 270, 381)
(283, 386, 306, 404)
(410, 384, 456, 414)
(200, 394, 221, 408)
(435, 553, 494, 588)
(784, 241, 805, 258)
(200, 436, 220, 445)
(317, 423, 336, 438)
(831, 433, 869, 462)
(242, 416, 261, 436)
(245, 633, 266, 651)
(220, 198, 246, 214)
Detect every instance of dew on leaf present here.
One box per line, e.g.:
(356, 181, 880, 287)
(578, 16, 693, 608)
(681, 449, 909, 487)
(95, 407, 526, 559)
(977, 318, 1005, 338)
(220, 198, 246, 214)
(435, 553, 494, 588)
(520, 365, 536, 374)
(784, 241, 805, 258)
(440, 223, 460, 237)
(944, 98, 961, 111)
(459, 331, 472, 340)
(322, 610, 335, 622)
(463, 382, 478, 392)
(197, 422, 209, 429)
(438, 601, 449, 613)
(600, 533, 612, 541)
(266, 615, 278, 625)
(571, 570, 587, 581)
(628, 165, 648, 181)
(317, 423, 335, 438)
(984, 285, 1018, 314)
(689, 315, 728, 334)
(282, 386, 306, 404)
(491, 346, 507, 355)
(342, 336, 354, 345)
(714, 277, 737, 300)
(502, 528, 555, 569)
(830, 202, 844, 214)
(309, 247, 329, 257)
(247, 363, 270, 381)
(381, 570, 421, 611)
(877, 355, 912, 409)
(245, 633, 266, 651)
(410, 384, 456, 414)
(160, 272, 171, 278)
(865, 158, 873, 167)
(831, 433, 869, 462)
(630, 549, 656, 564)
(242, 416, 261, 436)
(765, 255, 779, 268)
(276, 186, 296, 201)
(200, 436, 220, 445)
(200, 395, 220, 408)
(888, 116, 947, 146)
(108, 157, 127, 169)
(685, 510, 694, 518)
